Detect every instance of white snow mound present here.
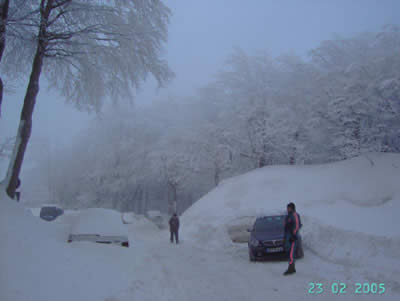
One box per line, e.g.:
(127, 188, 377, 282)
(181, 153, 400, 254)
(0, 184, 133, 301)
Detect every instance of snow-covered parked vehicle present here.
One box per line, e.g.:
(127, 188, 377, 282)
(248, 215, 304, 261)
(145, 210, 168, 229)
(121, 212, 138, 224)
(68, 208, 129, 247)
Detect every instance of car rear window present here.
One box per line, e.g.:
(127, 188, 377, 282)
(40, 207, 58, 216)
(254, 216, 284, 231)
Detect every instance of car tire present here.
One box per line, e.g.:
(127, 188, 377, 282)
(249, 248, 256, 262)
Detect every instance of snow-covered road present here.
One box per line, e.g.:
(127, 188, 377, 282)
(108, 222, 399, 301)
(3, 154, 400, 301)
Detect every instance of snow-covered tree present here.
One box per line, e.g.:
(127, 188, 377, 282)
(25, 26, 400, 214)
(311, 27, 400, 159)
(2, 0, 173, 198)
(0, 0, 9, 115)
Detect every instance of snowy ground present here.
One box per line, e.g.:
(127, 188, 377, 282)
(1, 153, 400, 300)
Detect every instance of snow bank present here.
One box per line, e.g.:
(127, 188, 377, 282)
(0, 185, 133, 301)
(181, 153, 400, 271)
(29, 207, 41, 217)
(182, 153, 400, 237)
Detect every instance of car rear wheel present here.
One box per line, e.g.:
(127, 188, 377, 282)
(249, 248, 256, 262)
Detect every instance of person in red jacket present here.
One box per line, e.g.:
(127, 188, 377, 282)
(169, 213, 180, 244)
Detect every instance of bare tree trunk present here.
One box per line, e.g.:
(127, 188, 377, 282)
(289, 150, 296, 165)
(167, 182, 177, 214)
(143, 187, 149, 214)
(258, 155, 266, 168)
(0, 0, 10, 116)
(172, 185, 177, 214)
(5, 0, 51, 198)
(354, 117, 361, 155)
(138, 187, 144, 214)
(290, 131, 299, 165)
(214, 164, 220, 186)
(166, 184, 170, 214)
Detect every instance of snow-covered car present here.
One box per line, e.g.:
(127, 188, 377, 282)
(68, 208, 129, 247)
(39, 206, 64, 221)
(146, 210, 168, 229)
(248, 215, 304, 261)
(121, 212, 138, 224)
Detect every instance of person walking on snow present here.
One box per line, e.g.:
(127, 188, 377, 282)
(283, 202, 302, 276)
(169, 213, 180, 244)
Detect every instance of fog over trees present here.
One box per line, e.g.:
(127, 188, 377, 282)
(22, 26, 400, 215)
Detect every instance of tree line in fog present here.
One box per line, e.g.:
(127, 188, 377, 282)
(28, 26, 400, 214)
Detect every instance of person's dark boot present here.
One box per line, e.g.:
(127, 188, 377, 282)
(283, 263, 295, 276)
(293, 263, 296, 273)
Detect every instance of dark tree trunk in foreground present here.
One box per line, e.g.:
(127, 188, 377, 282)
(0, 0, 10, 116)
(6, 0, 51, 198)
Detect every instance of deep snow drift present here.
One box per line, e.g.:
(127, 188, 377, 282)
(181, 153, 400, 293)
(0, 186, 136, 301)
(182, 152, 400, 242)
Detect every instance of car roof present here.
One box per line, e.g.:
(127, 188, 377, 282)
(40, 206, 61, 213)
(40, 204, 62, 208)
(71, 208, 128, 236)
(256, 214, 285, 220)
(41, 206, 57, 209)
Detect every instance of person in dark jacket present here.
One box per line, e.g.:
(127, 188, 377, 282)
(169, 213, 180, 244)
(283, 202, 302, 276)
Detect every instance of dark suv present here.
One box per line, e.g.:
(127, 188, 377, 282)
(40, 206, 64, 222)
(248, 215, 304, 261)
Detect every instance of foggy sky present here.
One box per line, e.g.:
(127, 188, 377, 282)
(1, 0, 400, 177)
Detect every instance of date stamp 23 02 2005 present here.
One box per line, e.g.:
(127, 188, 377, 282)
(308, 282, 386, 295)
